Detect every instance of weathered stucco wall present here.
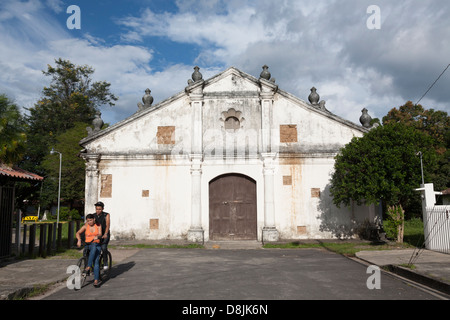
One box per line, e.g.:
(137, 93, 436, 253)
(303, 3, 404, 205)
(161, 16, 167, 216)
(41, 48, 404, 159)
(95, 155, 373, 241)
(96, 158, 192, 240)
(81, 66, 374, 241)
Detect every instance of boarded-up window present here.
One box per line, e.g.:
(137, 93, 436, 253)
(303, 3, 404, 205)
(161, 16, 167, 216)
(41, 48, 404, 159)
(100, 174, 112, 198)
(311, 188, 321, 198)
(157, 126, 175, 145)
(150, 219, 159, 230)
(297, 226, 307, 234)
(283, 176, 292, 185)
(280, 125, 298, 143)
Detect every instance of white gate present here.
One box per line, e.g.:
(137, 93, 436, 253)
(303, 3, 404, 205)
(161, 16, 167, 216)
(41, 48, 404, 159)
(424, 206, 450, 254)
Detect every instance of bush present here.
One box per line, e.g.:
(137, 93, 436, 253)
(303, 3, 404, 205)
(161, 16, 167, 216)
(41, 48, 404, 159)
(383, 220, 397, 240)
(384, 205, 405, 242)
(58, 207, 82, 221)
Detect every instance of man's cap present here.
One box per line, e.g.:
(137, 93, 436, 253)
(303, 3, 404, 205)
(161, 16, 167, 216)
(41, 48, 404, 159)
(94, 201, 105, 208)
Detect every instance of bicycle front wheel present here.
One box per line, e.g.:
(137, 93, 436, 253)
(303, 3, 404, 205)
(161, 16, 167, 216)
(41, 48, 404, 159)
(76, 257, 88, 289)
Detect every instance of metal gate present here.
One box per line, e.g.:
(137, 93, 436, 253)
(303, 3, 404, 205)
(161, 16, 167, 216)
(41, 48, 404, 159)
(0, 185, 14, 258)
(424, 206, 450, 254)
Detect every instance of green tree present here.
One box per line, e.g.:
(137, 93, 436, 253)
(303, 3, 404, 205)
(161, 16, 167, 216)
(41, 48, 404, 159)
(23, 58, 117, 171)
(40, 122, 89, 209)
(19, 58, 117, 210)
(330, 123, 438, 219)
(383, 101, 449, 190)
(383, 101, 449, 152)
(0, 94, 26, 165)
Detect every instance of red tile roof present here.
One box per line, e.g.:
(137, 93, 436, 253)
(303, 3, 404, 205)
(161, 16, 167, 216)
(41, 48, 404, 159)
(0, 164, 44, 181)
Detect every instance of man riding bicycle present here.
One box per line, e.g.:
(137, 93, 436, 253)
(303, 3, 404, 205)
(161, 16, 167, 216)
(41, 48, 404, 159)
(76, 214, 102, 287)
(94, 201, 110, 269)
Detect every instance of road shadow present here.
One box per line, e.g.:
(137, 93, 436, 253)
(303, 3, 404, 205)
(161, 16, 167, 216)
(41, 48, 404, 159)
(97, 261, 136, 287)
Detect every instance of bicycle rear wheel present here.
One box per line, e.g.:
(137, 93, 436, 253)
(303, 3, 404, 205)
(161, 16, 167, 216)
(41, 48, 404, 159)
(99, 250, 112, 280)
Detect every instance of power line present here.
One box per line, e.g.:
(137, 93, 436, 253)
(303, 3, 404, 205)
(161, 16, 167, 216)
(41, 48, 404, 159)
(416, 63, 450, 105)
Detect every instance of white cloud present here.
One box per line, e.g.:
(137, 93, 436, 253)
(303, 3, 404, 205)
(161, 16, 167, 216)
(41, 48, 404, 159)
(0, 1, 220, 125)
(45, 0, 64, 13)
(115, 0, 450, 124)
(1, 0, 448, 129)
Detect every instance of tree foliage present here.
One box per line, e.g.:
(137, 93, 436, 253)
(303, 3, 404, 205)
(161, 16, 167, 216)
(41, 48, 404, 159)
(330, 123, 438, 218)
(40, 123, 88, 208)
(383, 101, 449, 190)
(0, 94, 26, 165)
(383, 101, 449, 152)
(19, 58, 117, 210)
(23, 58, 117, 171)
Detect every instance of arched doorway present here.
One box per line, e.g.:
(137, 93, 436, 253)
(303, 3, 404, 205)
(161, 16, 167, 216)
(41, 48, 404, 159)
(209, 174, 257, 240)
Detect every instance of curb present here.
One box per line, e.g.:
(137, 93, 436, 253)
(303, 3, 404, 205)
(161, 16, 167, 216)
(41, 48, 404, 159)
(0, 278, 68, 301)
(2, 286, 35, 301)
(383, 265, 450, 296)
(353, 255, 450, 298)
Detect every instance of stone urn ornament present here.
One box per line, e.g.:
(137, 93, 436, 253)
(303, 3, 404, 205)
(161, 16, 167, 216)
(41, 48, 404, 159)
(359, 108, 373, 128)
(260, 65, 271, 81)
(92, 111, 104, 132)
(308, 87, 320, 105)
(138, 88, 153, 111)
(192, 66, 203, 82)
(87, 111, 104, 136)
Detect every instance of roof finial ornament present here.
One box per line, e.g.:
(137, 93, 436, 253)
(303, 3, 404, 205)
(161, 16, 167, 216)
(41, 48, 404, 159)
(359, 108, 373, 128)
(188, 66, 203, 85)
(260, 65, 271, 80)
(308, 87, 320, 105)
(308, 87, 328, 111)
(259, 65, 275, 83)
(86, 111, 104, 136)
(137, 88, 153, 111)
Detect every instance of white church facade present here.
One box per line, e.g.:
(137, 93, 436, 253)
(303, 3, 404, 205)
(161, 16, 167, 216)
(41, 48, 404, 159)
(80, 66, 377, 242)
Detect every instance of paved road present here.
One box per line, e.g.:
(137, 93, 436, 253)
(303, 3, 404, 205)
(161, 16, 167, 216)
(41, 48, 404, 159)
(44, 248, 440, 301)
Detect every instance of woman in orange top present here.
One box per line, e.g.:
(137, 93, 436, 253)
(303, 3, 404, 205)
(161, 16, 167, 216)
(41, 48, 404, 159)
(76, 214, 102, 287)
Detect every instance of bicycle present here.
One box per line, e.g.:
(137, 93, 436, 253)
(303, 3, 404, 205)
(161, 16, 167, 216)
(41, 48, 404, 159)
(76, 240, 112, 289)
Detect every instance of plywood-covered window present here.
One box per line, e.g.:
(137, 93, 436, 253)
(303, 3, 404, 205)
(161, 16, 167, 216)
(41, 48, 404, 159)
(283, 176, 292, 186)
(157, 126, 176, 145)
(280, 125, 298, 143)
(311, 188, 321, 198)
(100, 174, 112, 198)
(150, 219, 159, 230)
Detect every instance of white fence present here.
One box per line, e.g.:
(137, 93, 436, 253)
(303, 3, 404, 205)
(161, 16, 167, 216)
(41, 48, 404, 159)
(424, 206, 450, 254)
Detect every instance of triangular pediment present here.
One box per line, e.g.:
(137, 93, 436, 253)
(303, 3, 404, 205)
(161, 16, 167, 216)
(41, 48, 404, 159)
(80, 66, 366, 153)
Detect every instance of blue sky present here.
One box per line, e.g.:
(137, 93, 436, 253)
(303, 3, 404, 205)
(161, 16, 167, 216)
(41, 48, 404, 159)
(1, 0, 449, 125)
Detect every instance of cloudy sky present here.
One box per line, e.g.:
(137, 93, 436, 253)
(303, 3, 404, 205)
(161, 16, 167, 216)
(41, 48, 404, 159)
(1, 0, 449, 125)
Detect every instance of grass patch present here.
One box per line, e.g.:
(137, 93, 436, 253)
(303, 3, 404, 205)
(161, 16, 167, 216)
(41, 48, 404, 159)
(114, 244, 204, 249)
(52, 248, 83, 259)
(403, 218, 424, 247)
(264, 218, 425, 257)
(399, 263, 417, 270)
(263, 243, 323, 249)
(263, 241, 395, 257)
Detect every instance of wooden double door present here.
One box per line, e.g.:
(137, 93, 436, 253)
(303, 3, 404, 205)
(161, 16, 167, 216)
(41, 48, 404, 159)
(209, 174, 257, 240)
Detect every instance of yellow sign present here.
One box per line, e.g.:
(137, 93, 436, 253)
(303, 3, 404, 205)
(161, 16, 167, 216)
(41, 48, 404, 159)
(22, 216, 38, 222)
